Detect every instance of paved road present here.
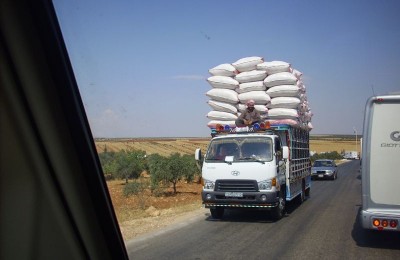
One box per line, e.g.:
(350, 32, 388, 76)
(126, 160, 400, 259)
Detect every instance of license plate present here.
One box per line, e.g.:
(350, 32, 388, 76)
(225, 192, 243, 197)
(318, 174, 324, 178)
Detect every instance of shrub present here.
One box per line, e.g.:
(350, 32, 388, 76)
(311, 151, 343, 163)
(123, 181, 145, 197)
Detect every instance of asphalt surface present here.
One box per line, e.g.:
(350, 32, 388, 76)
(126, 160, 400, 259)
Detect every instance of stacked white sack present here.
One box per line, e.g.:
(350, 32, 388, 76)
(232, 57, 270, 120)
(205, 57, 313, 130)
(258, 61, 313, 129)
(206, 64, 239, 128)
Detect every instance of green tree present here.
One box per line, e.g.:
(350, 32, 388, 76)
(181, 154, 200, 183)
(114, 149, 147, 183)
(147, 153, 167, 194)
(148, 153, 198, 194)
(98, 151, 118, 179)
(167, 153, 186, 194)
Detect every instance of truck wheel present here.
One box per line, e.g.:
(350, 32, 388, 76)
(271, 190, 286, 220)
(210, 208, 224, 219)
(305, 187, 311, 198)
(297, 182, 306, 204)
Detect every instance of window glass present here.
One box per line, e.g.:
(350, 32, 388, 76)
(205, 137, 272, 162)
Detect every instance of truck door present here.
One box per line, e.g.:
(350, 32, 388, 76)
(275, 137, 285, 176)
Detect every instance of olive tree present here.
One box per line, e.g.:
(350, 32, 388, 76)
(98, 151, 118, 179)
(181, 154, 200, 183)
(147, 153, 166, 194)
(148, 153, 198, 194)
(114, 149, 147, 183)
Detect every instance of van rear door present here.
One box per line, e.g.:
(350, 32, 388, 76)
(363, 95, 400, 207)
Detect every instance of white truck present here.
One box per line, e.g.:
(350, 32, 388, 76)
(195, 123, 311, 220)
(343, 151, 358, 160)
(360, 94, 400, 231)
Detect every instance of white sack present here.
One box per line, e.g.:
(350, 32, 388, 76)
(297, 81, 306, 92)
(232, 56, 264, 72)
(207, 120, 236, 128)
(238, 104, 268, 113)
(301, 111, 313, 121)
(266, 85, 301, 98)
(235, 70, 267, 83)
(256, 61, 291, 74)
(206, 88, 239, 104)
(238, 91, 271, 105)
(209, 63, 238, 77)
(291, 68, 303, 79)
(268, 108, 299, 119)
(237, 81, 266, 93)
(264, 72, 297, 88)
(207, 111, 238, 121)
(207, 100, 238, 114)
(299, 93, 308, 102)
(267, 119, 299, 126)
(269, 97, 301, 109)
(207, 76, 239, 90)
(298, 101, 310, 112)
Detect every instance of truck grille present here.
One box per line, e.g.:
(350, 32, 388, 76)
(215, 180, 258, 192)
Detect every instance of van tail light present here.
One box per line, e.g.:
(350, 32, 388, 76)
(390, 220, 398, 228)
(382, 220, 388, 227)
(373, 218, 398, 230)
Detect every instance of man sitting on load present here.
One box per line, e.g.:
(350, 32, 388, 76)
(235, 99, 261, 127)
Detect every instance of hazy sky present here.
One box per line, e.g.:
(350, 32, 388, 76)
(53, 0, 400, 137)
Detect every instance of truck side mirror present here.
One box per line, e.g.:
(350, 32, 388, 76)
(195, 148, 202, 161)
(282, 146, 289, 159)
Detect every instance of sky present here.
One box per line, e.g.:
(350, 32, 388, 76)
(53, 0, 400, 138)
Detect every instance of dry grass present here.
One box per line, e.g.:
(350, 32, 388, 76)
(96, 138, 210, 157)
(95, 136, 360, 156)
(310, 139, 360, 154)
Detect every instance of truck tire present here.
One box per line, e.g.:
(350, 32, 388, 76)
(297, 181, 306, 204)
(271, 190, 286, 220)
(305, 187, 311, 197)
(210, 208, 224, 219)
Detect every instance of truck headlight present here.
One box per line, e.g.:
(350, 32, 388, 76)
(258, 180, 272, 190)
(203, 179, 215, 190)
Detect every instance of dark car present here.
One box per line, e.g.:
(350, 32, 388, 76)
(311, 159, 338, 180)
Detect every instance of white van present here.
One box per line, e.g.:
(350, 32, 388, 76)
(360, 94, 400, 231)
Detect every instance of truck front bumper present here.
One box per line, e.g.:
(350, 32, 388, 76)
(202, 190, 279, 208)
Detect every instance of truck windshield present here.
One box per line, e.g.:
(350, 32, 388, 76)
(205, 137, 273, 162)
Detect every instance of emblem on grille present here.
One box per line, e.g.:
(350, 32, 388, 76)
(231, 170, 240, 176)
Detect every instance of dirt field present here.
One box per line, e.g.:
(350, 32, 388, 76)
(107, 179, 203, 241)
(98, 136, 359, 241)
(95, 136, 360, 156)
